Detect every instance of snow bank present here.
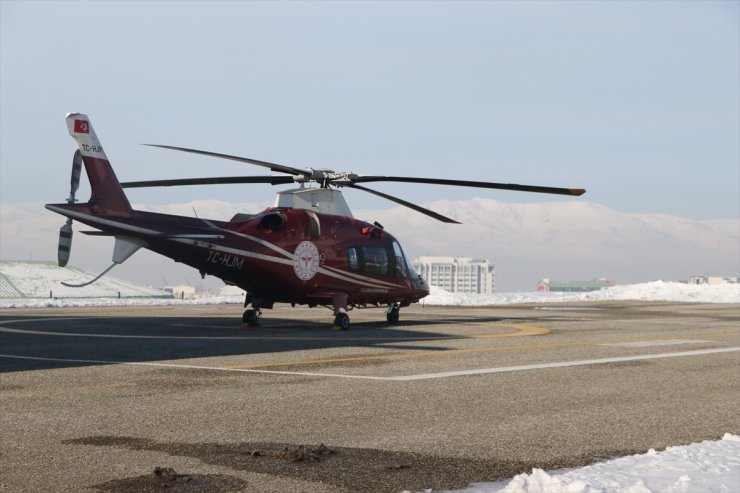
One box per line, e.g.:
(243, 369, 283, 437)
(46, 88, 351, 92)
(1, 261, 737, 307)
(447, 434, 740, 493)
(1, 279, 738, 308)
(0, 295, 245, 309)
(424, 281, 740, 306)
(0, 261, 170, 299)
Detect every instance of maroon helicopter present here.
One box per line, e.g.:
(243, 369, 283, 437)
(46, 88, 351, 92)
(47, 113, 585, 329)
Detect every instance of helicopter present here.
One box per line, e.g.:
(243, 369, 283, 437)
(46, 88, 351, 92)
(47, 113, 586, 330)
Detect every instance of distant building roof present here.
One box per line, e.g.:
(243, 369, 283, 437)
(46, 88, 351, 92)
(538, 278, 614, 293)
(549, 280, 610, 289)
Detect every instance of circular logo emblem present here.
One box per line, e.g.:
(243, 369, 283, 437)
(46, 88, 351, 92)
(293, 241, 320, 281)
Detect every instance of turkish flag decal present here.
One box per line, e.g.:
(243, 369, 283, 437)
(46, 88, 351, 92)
(74, 120, 89, 134)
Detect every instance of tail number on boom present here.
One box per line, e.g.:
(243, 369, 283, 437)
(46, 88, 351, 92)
(206, 251, 245, 270)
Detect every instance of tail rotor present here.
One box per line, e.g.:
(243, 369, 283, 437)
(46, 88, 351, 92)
(57, 150, 82, 267)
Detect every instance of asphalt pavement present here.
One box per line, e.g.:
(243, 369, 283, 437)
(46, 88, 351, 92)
(1, 301, 738, 492)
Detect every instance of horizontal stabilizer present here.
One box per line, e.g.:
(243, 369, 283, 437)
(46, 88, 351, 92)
(82, 230, 224, 240)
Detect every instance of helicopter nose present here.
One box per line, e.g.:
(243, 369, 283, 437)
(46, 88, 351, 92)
(411, 275, 429, 298)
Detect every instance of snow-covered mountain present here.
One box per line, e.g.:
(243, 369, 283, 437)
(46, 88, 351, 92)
(356, 198, 739, 290)
(1, 199, 737, 291)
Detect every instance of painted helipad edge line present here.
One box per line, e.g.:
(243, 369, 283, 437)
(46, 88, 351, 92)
(1, 347, 738, 381)
(388, 347, 740, 381)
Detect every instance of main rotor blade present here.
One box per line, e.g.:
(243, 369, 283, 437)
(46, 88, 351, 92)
(349, 184, 461, 224)
(143, 144, 311, 178)
(351, 176, 586, 196)
(121, 176, 295, 188)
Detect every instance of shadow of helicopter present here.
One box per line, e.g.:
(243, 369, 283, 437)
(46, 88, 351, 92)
(0, 310, 581, 373)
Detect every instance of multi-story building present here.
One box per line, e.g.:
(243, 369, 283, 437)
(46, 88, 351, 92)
(412, 256, 495, 294)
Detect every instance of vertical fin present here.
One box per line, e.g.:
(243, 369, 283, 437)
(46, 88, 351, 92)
(65, 113, 132, 216)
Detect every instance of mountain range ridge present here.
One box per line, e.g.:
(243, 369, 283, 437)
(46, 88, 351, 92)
(1, 199, 737, 291)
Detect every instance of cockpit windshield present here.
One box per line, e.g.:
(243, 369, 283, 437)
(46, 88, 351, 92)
(392, 241, 410, 279)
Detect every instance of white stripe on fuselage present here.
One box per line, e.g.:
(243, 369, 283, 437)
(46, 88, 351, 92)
(193, 221, 403, 289)
(46, 206, 403, 291)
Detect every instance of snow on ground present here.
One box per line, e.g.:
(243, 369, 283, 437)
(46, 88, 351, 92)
(424, 281, 740, 306)
(1, 264, 738, 308)
(442, 434, 740, 493)
(0, 295, 246, 309)
(0, 261, 170, 300)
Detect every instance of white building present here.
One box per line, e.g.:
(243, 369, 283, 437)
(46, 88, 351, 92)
(170, 285, 196, 299)
(689, 275, 738, 285)
(413, 256, 495, 294)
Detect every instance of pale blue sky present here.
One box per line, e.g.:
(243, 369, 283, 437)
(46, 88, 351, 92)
(1, 0, 738, 219)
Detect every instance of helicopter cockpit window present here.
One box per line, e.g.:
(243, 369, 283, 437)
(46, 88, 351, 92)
(361, 246, 388, 276)
(348, 246, 390, 276)
(348, 247, 360, 272)
(392, 241, 408, 279)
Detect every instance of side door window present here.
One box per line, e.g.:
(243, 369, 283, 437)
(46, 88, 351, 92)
(362, 246, 388, 276)
(348, 247, 360, 272)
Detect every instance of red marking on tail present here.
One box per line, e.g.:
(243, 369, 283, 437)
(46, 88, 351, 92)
(73, 120, 89, 134)
(66, 113, 132, 216)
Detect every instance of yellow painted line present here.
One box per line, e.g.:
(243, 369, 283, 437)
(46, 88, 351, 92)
(226, 323, 550, 369)
(234, 353, 432, 368)
(471, 323, 551, 338)
(0, 320, 546, 342)
(227, 330, 738, 369)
